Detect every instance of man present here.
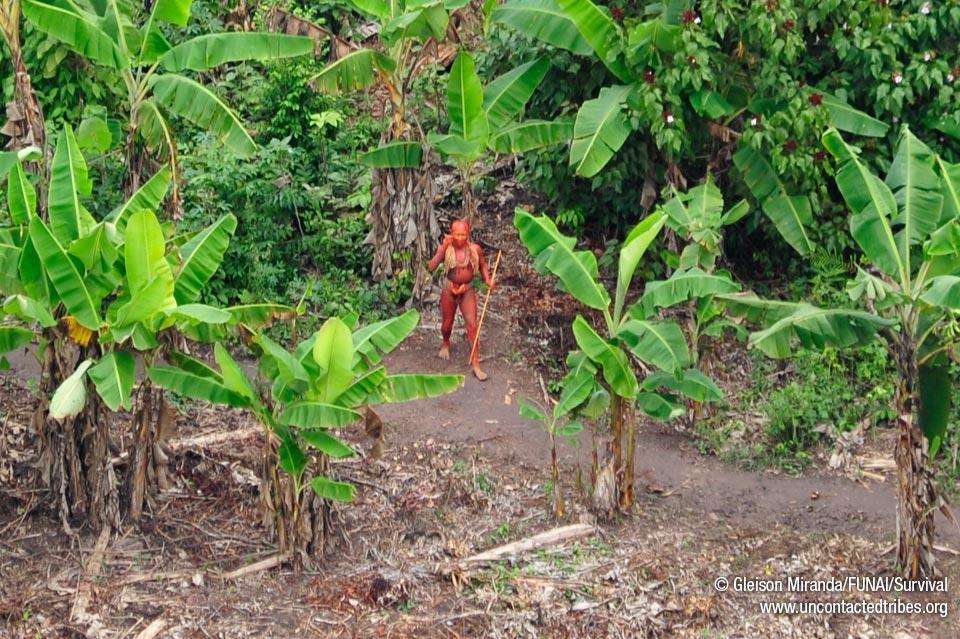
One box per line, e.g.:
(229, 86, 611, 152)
(427, 219, 494, 381)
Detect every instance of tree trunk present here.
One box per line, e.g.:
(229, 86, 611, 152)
(893, 348, 939, 578)
(1, 18, 46, 154)
(123, 381, 176, 521)
(550, 434, 564, 518)
(366, 149, 439, 305)
(621, 401, 636, 511)
(260, 436, 331, 570)
(35, 335, 119, 533)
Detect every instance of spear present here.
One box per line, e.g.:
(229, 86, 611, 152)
(470, 249, 502, 365)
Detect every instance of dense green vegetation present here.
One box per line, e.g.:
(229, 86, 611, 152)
(2, 0, 959, 578)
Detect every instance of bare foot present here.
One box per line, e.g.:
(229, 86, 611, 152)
(438, 344, 450, 360)
(472, 365, 488, 382)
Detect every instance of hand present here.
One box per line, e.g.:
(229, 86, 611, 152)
(486, 280, 495, 292)
(441, 234, 453, 248)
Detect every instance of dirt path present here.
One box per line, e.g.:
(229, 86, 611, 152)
(382, 314, 960, 546)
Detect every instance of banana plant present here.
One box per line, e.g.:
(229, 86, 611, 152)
(148, 309, 461, 569)
(519, 376, 608, 518)
(724, 126, 960, 578)
(629, 177, 747, 423)
(0, 125, 248, 527)
(428, 51, 572, 220)
(311, 0, 471, 301)
(515, 206, 708, 513)
(494, 0, 888, 255)
(21, 0, 312, 195)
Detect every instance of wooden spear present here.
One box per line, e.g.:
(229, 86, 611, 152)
(470, 249, 502, 365)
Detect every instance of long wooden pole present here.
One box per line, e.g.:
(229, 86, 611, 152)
(470, 249, 502, 364)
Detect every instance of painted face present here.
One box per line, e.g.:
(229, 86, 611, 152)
(450, 221, 469, 248)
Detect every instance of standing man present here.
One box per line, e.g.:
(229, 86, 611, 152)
(427, 219, 494, 381)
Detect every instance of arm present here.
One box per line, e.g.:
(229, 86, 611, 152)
(428, 236, 451, 272)
(476, 244, 494, 289)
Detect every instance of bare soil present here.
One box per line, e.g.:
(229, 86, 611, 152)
(2, 207, 959, 637)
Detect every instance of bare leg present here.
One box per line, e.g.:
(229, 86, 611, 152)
(460, 288, 487, 381)
(439, 285, 455, 360)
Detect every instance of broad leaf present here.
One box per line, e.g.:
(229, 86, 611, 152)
(519, 398, 548, 423)
(159, 33, 312, 71)
(822, 128, 904, 283)
(886, 128, 943, 278)
(572, 315, 637, 397)
(312, 317, 355, 402)
(0, 326, 33, 353)
(570, 85, 632, 178)
(88, 351, 135, 411)
(166, 304, 231, 324)
(920, 275, 960, 309)
(748, 304, 892, 358)
(634, 268, 740, 319)
(175, 214, 237, 303)
(636, 391, 685, 421)
(617, 319, 690, 373)
(483, 57, 550, 129)
(359, 142, 423, 168)
(554, 359, 595, 418)
(125, 210, 172, 293)
(311, 49, 396, 94)
(22, 0, 127, 69)
(641, 368, 722, 402)
(2, 295, 56, 327)
(556, 0, 630, 81)
(278, 436, 308, 478)
(107, 166, 171, 233)
(492, 0, 593, 55)
(820, 92, 889, 138)
(514, 209, 610, 312)
(49, 127, 95, 244)
(150, 74, 257, 156)
(935, 156, 960, 224)
(29, 217, 102, 329)
(332, 367, 387, 408)
(374, 373, 462, 403)
(311, 475, 355, 501)
(733, 144, 813, 255)
(919, 363, 950, 458)
(7, 162, 36, 224)
(279, 401, 362, 429)
(213, 342, 258, 403)
(49, 359, 94, 420)
(488, 120, 573, 154)
(447, 52, 489, 145)
(147, 365, 250, 407)
(301, 430, 356, 458)
(614, 211, 666, 320)
(352, 309, 418, 373)
(153, 0, 192, 25)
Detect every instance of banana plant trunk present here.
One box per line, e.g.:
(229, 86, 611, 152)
(893, 343, 939, 578)
(261, 436, 330, 570)
(622, 400, 636, 511)
(36, 332, 119, 533)
(549, 433, 564, 517)
(367, 131, 439, 305)
(1, 1, 46, 154)
(123, 380, 175, 521)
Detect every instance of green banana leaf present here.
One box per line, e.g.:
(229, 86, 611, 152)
(150, 74, 257, 156)
(514, 209, 610, 312)
(492, 0, 593, 56)
(159, 33, 312, 71)
(570, 85, 632, 178)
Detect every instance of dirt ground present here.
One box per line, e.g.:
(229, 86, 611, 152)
(2, 203, 960, 638)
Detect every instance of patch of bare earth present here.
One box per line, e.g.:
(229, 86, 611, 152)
(2, 209, 959, 637)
